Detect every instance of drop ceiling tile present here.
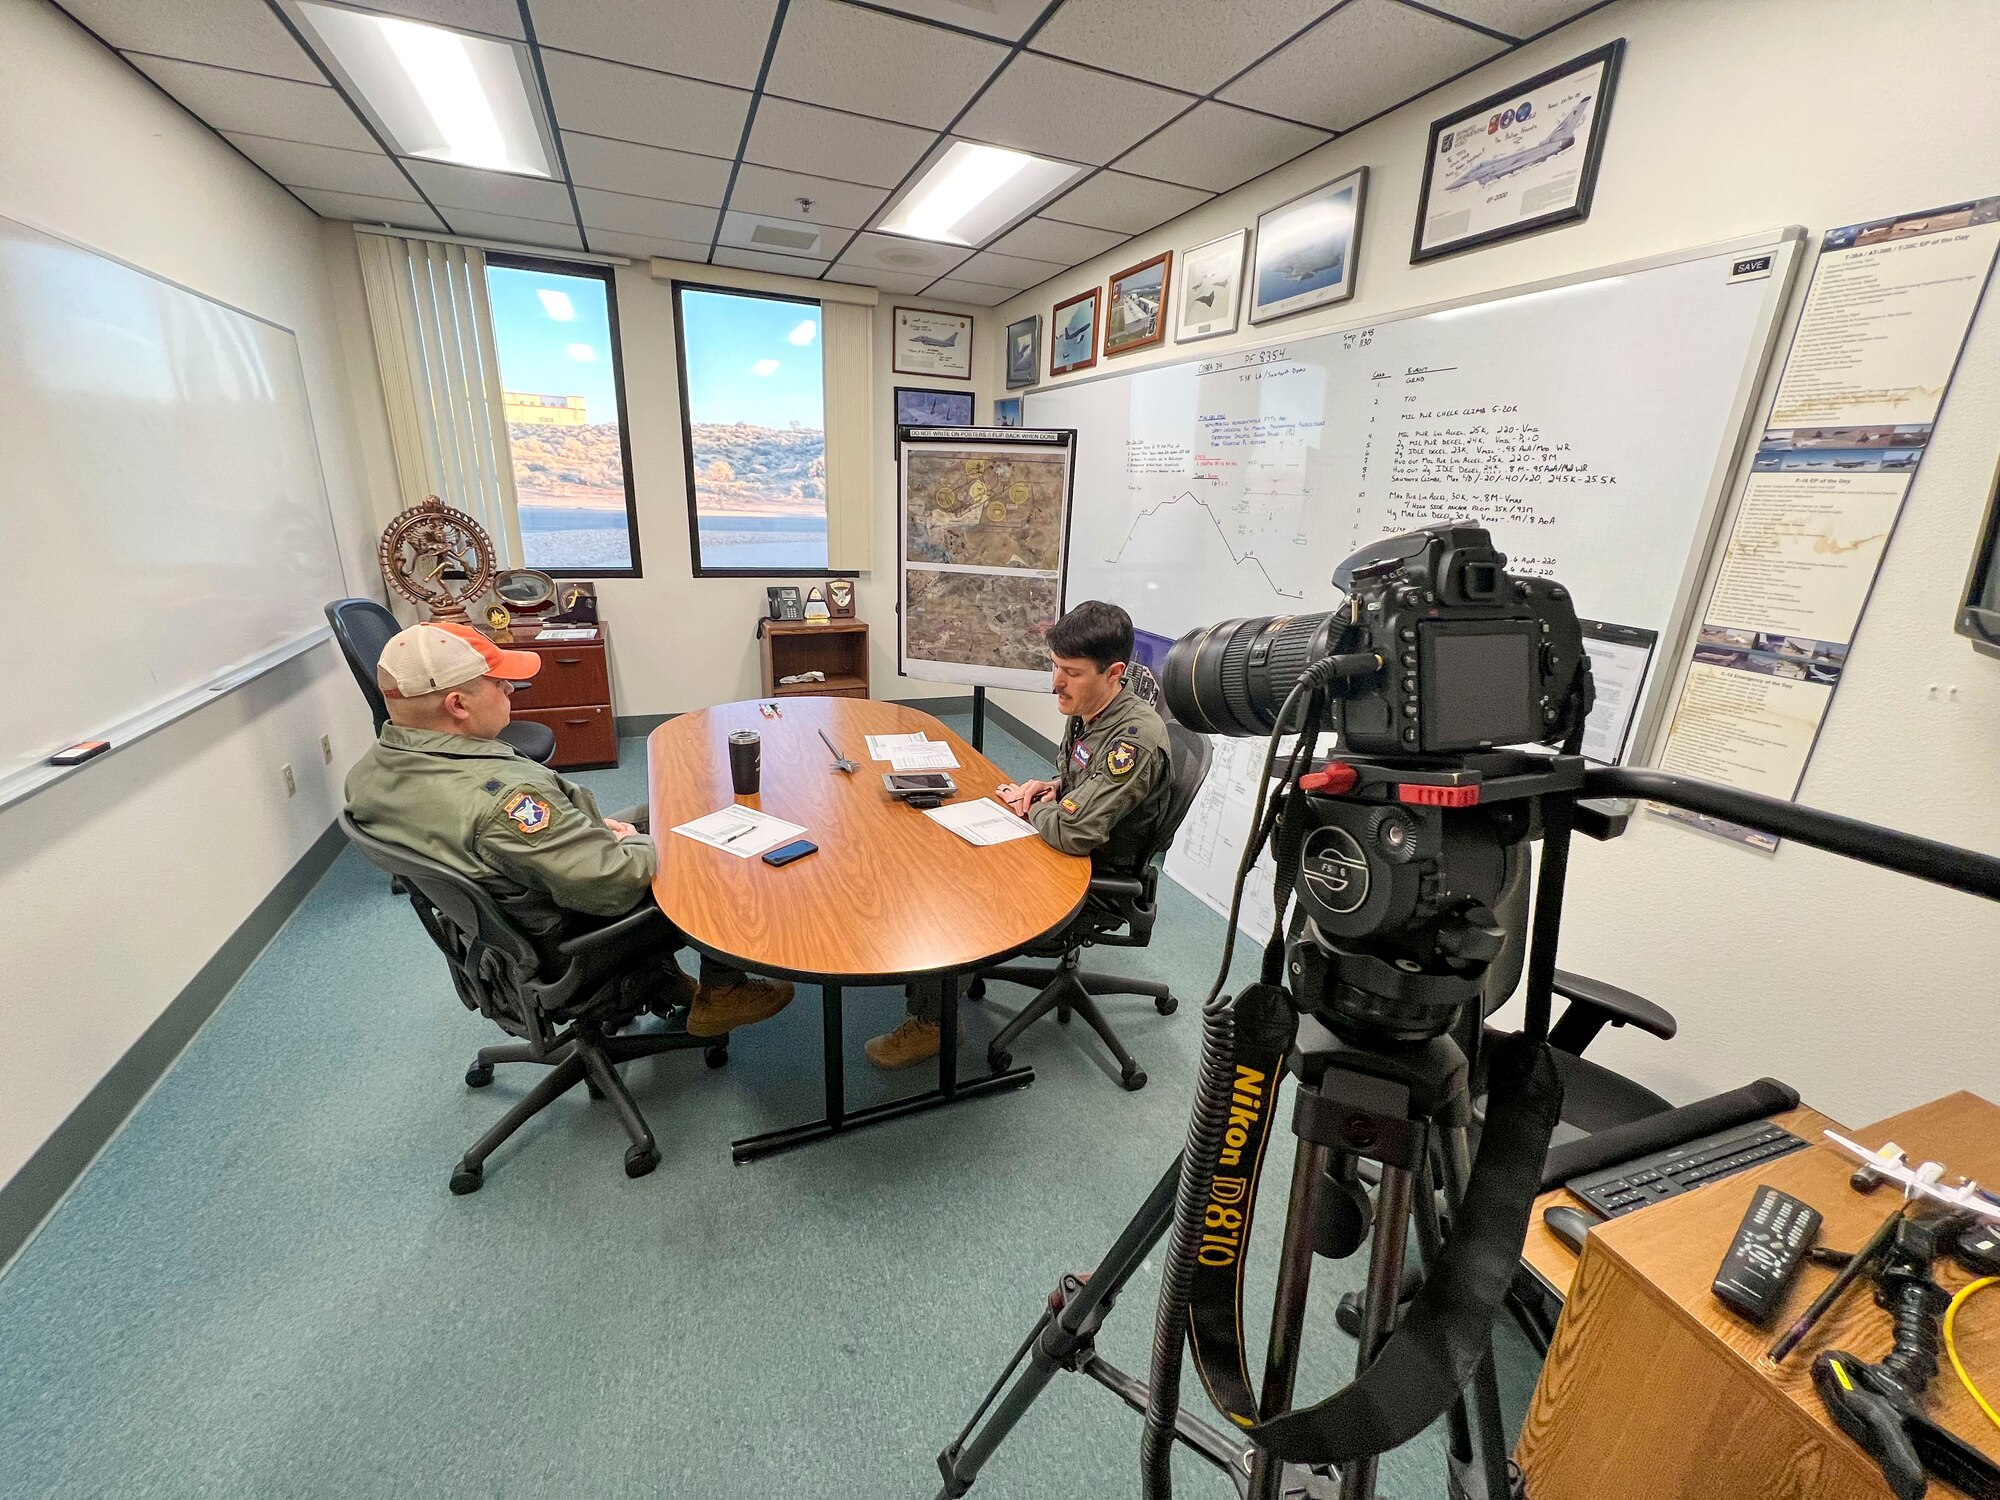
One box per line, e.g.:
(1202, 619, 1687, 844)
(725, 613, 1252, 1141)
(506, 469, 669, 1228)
(1421, 0, 1605, 39)
(442, 208, 584, 250)
(1042, 169, 1209, 235)
(342, 0, 524, 38)
(726, 163, 886, 233)
(1220, 0, 1505, 133)
(765, 0, 1005, 130)
(717, 210, 843, 261)
(1114, 102, 1327, 193)
(745, 97, 934, 191)
(128, 56, 379, 151)
(956, 53, 1192, 166)
(222, 133, 411, 197)
(923, 277, 1012, 307)
(574, 186, 719, 241)
(292, 187, 445, 229)
(712, 246, 831, 276)
(584, 230, 715, 261)
(560, 132, 732, 205)
(1032, 0, 1338, 95)
(62, 0, 321, 82)
(988, 215, 1126, 264)
(858, 0, 1048, 42)
(824, 263, 932, 294)
(528, 0, 778, 85)
(952, 249, 1065, 291)
(541, 51, 751, 158)
(838, 231, 973, 279)
(405, 160, 575, 219)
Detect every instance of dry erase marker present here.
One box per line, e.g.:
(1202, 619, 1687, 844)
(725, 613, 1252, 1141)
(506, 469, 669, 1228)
(50, 741, 111, 765)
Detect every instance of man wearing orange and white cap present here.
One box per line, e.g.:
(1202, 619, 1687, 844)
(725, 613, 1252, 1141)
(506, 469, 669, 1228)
(344, 621, 792, 1036)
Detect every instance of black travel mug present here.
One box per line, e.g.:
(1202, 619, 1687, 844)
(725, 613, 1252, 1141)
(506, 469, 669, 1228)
(727, 729, 762, 795)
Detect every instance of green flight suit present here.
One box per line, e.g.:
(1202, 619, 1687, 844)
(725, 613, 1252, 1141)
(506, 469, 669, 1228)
(1026, 683, 1174, 870)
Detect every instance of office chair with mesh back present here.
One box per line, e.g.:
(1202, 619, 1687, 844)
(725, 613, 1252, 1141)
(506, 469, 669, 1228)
(339, 811, 726, 1193)
(969, 718, 1213, 1091)
(324, 598, 557, 765)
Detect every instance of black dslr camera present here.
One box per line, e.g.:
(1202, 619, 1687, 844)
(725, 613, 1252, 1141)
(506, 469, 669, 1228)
(1160, 523, 1591, 756)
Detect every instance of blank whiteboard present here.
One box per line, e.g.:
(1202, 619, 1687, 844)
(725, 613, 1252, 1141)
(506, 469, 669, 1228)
(1, 213, 347, 802)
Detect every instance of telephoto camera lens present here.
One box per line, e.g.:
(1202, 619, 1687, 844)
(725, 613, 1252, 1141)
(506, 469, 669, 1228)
(1161, 612, 1338, 737)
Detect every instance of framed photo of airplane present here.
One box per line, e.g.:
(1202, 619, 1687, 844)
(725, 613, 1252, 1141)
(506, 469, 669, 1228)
(1250, 167, 1367, 325)
(1175, 229, 1247, 342)
(1103, 251, 1172, 357)
(1049, 286, 1099, 377)
(892, 306, 973, 379)
(1411, 38, 1623, 264)
(1004, 315, 1040, 388)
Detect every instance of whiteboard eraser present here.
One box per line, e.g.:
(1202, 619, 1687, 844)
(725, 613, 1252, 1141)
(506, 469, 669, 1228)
(50, 740, 110, 765)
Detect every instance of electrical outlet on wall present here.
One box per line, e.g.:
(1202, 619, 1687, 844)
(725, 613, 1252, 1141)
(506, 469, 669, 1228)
(281, 763, 296, 797)
(321, 734, 333, 764)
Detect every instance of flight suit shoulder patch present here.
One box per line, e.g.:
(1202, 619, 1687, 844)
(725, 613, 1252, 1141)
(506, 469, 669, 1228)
(500, 788, 553, 836)
(1106, 740, 1139, 779)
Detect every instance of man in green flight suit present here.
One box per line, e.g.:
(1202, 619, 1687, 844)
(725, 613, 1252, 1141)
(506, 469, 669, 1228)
(864, 600, 1172, 1070)
(345, 621, 792, 1037)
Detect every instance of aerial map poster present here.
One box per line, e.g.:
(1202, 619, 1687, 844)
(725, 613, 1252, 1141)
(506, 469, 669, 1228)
(898, 427, 1075, 690)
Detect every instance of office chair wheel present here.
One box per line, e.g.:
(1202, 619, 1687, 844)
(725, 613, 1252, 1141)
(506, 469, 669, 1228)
(966, 977, 987, 1000)
(1121, 1065, 1147, 1091)
(449, 1163, 483, 1195)
(1155, 995, 1178, 1015)
(704, 1044, 729, 1069)
(624, 1143, 660, 1179)
(464, 1061, 494, 1088)
(988, 1047, 1012, 1073)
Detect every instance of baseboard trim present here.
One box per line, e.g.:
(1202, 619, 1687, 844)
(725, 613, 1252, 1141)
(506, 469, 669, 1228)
(983, 702, 1059, 762)
(615, 697, 975, 740)
(614, 712, 676, 738)
(0, 819, 349, 1276)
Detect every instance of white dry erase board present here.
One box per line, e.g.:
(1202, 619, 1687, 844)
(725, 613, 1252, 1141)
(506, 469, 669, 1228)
(1026, 229, 1804, 929)
(0, 212, 348, 806)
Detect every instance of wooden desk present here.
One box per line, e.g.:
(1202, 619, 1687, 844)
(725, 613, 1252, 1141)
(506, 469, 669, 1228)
(648, 698, 1089, 1161)
(1518, 1092, 2000, 1500)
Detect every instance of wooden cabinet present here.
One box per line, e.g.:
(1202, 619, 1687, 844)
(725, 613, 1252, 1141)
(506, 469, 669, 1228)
(760, 620, 869, 699)
(499, 621, 619, 769)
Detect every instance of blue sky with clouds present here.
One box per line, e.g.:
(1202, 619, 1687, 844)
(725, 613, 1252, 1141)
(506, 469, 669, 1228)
(486, 265, 621, 424)
(677, 289, 824, 430)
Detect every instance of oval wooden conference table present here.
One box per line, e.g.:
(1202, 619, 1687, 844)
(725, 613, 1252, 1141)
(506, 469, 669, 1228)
(649, 697, 1089, 1161)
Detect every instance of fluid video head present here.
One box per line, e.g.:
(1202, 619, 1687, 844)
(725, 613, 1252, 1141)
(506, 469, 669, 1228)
(1160, 522, 1591, 756)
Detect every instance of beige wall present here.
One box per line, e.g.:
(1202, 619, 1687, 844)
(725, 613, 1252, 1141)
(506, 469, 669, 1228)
(981, 0, 2000, 1122)
(0, 3, 381, 1188)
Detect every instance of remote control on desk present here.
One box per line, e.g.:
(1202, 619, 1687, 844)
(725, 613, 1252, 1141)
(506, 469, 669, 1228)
(1712, 1184, 1822, 1325)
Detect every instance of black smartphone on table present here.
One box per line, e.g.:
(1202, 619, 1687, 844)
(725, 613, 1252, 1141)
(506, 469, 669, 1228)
(762, 838, 818, 867)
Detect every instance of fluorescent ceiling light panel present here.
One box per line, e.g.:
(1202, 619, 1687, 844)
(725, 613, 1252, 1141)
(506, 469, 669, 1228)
(294, 2, 553, 177)
(875, 141, 1084, 247)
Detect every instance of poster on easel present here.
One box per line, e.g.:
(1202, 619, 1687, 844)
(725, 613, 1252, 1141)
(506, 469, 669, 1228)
(1657, 196, 2000, 848)
(896, 426, 1076, 691)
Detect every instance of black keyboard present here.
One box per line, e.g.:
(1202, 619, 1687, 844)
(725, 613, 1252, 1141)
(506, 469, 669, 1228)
(1566, 1120, 1809, 1219)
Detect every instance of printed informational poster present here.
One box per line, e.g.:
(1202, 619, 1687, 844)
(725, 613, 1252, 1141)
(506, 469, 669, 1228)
(1658, 197, 2000, 847)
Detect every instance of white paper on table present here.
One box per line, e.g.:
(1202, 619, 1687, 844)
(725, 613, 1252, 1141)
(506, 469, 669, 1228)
(670, 805, 809, 858)
(888, 742, 960, 772)
(534, 627, 597, 640)
(864, 732, 928, 760)
(925, 797, 1039, 847)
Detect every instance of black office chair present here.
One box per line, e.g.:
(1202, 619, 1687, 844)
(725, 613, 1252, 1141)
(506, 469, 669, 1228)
(969, 720, 1214, 1091)
(339, 811, 727, 1194)
(324, 597, 557, 765)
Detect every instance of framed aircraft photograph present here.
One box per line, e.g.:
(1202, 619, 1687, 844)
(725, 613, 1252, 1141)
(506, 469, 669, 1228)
(895, 386, 975, 427)
(1103, 251, 1172, 357)
(1175, 229, 1247, 342)
(892, 306, 973, 379)
(1004, 314, 1040, 388)
(1250, 168, 1366, 325)
(993, 396, 1023, 428)
(1411, 38, 1623, 263)
(1049, 287, 1099, 377)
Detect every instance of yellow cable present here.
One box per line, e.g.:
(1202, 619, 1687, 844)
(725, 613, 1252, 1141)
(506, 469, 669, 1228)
(1945, 1276, 2000, 1432)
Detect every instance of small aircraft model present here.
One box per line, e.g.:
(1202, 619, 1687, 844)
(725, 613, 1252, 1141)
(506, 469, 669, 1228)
(1444, 96, 1592, 192)
(1822, 1131, 2000, 1223)
(909, 329, 962, 349)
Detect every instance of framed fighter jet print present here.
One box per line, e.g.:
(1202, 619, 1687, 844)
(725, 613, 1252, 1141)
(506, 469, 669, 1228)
(1412, 39, 1623, 264)
(892, 306, 973, 379)
(1249, 167, 1367, 325)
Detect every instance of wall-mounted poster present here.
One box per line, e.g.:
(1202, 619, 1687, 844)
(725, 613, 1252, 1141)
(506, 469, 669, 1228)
(993, 396, 1023, 428)
(1104, 251, 1171, 357)
(892, 306, 973, 378)
(1176, 229, 1247, 342)
(1050, 287, 1099, 376)
(1004, 314, 1040, 388)
(1250, 167, 1367, 324)
(1412, 39, 1623, 264)
(895, 386, 975, 427)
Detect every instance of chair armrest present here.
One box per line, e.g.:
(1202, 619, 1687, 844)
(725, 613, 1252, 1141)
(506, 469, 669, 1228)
(1547, 968, 1677, 1056)
(555, 902, 675, 962)
(1087, 873, 1148, 901)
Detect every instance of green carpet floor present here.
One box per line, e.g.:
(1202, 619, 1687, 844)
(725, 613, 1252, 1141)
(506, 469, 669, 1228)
(0, 716, 1541, 1497)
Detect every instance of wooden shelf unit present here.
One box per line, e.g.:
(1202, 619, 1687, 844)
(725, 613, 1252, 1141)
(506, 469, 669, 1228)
(760, 620, 869, 699)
